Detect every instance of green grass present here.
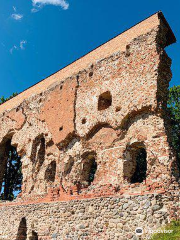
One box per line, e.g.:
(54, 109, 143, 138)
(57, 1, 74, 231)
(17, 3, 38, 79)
(150, 221, 180, 240)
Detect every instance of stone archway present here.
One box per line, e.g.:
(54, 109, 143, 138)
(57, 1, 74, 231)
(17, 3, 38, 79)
(124, 142, 147, 183)
(0, 137, 22, 201)
(16, 218, 27, 240)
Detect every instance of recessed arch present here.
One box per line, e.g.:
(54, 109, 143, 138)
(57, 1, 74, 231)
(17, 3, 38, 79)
(45, 161, 56, 183)
(31, 135, 46, 178)
(124, 142, 147, 183)
(81, 151, 97, 186)
(31, 135, 46, 165)
(16, 217, 27, 240)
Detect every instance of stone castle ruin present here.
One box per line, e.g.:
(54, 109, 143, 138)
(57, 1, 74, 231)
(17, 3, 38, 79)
(0, 11, 179, 240)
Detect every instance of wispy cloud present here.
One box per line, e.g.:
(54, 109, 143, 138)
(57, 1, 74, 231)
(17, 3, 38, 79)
(11, 13, 23, 21)
(20, 40, 27, 50)
(10, 45, 18, 54)
(31, 8, 39, 13)
(10, 40, 27, 54)
(32, 0, 69, 11)
(11, 6, 23, 21)
(13, 6, 17, 12)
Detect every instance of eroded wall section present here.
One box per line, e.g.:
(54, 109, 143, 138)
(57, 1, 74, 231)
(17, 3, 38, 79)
(0, 12, 178, 209)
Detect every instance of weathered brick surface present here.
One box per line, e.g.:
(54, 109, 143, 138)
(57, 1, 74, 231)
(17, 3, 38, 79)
(0, 12, 179, 240)
(39, 77, 78, 146)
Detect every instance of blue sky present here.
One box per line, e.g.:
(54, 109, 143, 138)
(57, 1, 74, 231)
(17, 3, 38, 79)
(0, 0, 179, 98)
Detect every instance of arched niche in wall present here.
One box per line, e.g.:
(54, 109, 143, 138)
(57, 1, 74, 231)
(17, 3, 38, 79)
(45, 161, 56, 183)
(16, 217, 27, 240)
(80, 151, 97, 187)
(123, 142, 147, 184)
(31, 134, 46, 177)
(31, 135, 46, 165)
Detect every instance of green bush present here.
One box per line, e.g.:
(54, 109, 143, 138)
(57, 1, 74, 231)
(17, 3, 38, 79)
(150, 221, 180, 240)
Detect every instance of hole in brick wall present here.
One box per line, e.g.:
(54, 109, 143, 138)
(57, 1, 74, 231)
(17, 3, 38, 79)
(125, 44, 130, 57)
(64, 157, 74, 176)
(81, 152, 97, 186)
(16, 218, 27, 240)
(45, 161, 56, 183)
(89, 72, 93, 77)
(98, 91, 112, 111)
(124, 142, 147, 183)
(59, 126, 63, 131)
(82, 118, 86, 124)
(60, 85, 63, 90)
(29, 231, 38, 240)
(0, 138, 23, 201)
(115, 106, 121, 112)
(46, 139, 54, 148)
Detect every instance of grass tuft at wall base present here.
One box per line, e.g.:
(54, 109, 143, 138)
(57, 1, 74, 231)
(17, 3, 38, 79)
(151, 221, 180, 240)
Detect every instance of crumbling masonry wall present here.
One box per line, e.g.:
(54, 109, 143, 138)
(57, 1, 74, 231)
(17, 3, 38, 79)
(0, 12, 179, 240)
(0, 193, 179, 240)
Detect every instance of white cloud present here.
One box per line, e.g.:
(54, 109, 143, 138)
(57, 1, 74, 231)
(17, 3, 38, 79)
(11, 6, 24, 20)
(10, 40, 27, 54)
(10, 45, 18, 54)
(32, 0, 69, 10)
(11, 13, 24, 21)
(31, 8, 39, 13)
(20, 40, 27, 50)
